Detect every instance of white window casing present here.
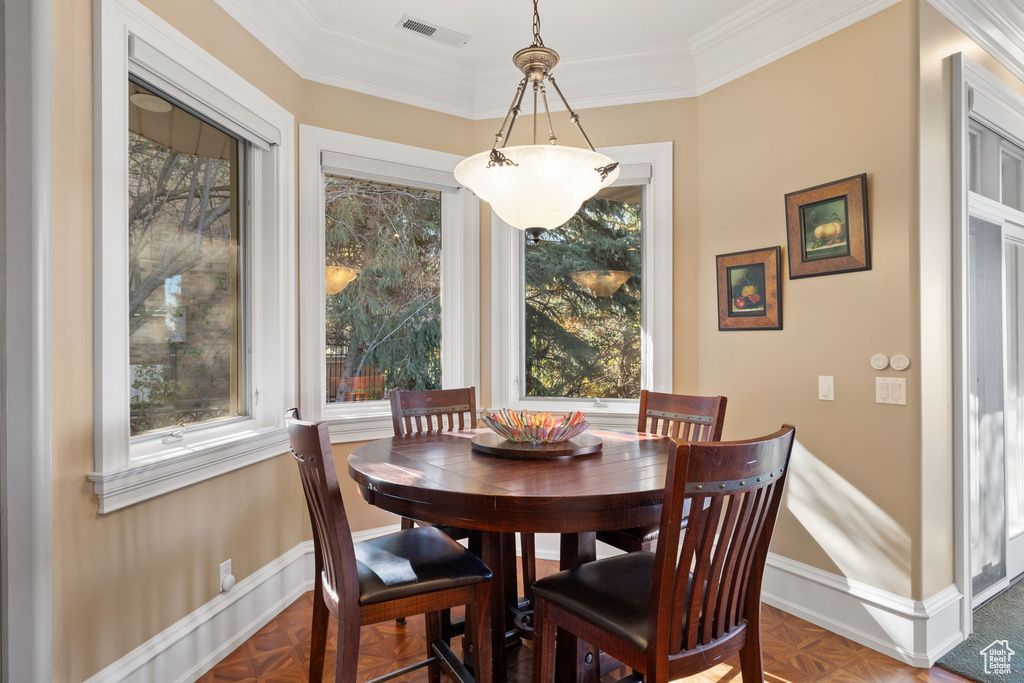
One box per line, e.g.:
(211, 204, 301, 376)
(490, 141, 673, 430)
(299, 125, 480, 443)
(90, 0, 296, 513)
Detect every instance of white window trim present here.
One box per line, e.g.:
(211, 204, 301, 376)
(952, 51, 1024, 640)
(89, 0, 296, 514)
(490, 141, 673, 429)
(298, 125, 480, 443)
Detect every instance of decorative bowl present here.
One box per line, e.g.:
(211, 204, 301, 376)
(480, 409, 589, 444)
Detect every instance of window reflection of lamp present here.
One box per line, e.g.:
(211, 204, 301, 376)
(325, 266, 360, 295)
(569, 270, 633, 297)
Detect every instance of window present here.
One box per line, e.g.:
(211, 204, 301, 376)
(127, 81, 244, 437)
(299, 127, 479, 441)
(969, 120, 1024, 212)
(524, 186, 643, 399)
(491, 142, 673, 429)
(1002, 144, 1024, 212)
(90, 0, 295, 513)
(324, 176, 442, 403)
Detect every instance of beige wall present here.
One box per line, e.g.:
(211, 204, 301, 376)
(52, 0, 1024, 677)
(696, 1, 921, 598)
(50, 0, 471, 679)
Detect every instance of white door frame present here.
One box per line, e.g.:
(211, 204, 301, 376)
(2, 0, 53, 681)
(953, 53, 1024, 640)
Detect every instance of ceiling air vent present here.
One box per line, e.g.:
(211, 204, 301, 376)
(396, 15, 471, 49)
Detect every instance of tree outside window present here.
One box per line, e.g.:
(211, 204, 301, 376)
(323, 176, 442, 402)
(524, 188, 642, 399)
(127, 81, 243, 436)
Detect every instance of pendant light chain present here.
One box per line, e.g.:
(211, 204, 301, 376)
(532, 0, 544, 47)
(468, 0, 619, 186)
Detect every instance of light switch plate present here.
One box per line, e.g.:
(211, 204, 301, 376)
(818, 375, 834, 401)
(876, 377, 907, 405)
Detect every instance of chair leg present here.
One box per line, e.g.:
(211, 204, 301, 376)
(531, 597, 556, 683)
(469, 582, 494, 683)
(425, 611, 442, 683)
(738, 614, 765, 682)
(309, 580, 328, 683)
(334, 612, 362, 683)
(394, 526, 413, 626)
(520, 533, 536, 603)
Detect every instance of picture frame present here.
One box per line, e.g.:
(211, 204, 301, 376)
(716, 247, 782, 331)
(784, 173, 870, 278)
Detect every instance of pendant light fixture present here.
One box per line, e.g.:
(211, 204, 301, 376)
(453, 0, 620, 243)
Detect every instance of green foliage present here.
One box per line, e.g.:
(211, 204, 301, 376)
(324, 177, 442, 395)
(322, 177, 642, 402)
(130, 362, 185, 409)
(525, 195, 642, 399)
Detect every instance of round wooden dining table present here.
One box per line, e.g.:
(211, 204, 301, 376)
(348, 428, 674, 683)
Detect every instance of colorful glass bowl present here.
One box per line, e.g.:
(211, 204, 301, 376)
(480, 408, 589, 444)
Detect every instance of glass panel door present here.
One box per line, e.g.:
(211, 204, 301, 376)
(968, 214, 1007, 601)
(1005, 224, 1024, 580)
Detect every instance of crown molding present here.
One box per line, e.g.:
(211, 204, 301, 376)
(211, 0, 313, 79)
(690, 0, 901, 94)
(212, 0, 1023, 120)
(472, 44, 697, 120)
(929, 0, 1024, 87)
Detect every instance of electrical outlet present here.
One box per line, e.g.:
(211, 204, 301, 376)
(219, 559, 232, 591)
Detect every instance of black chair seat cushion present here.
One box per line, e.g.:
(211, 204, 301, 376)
(356, 526, 492, 606)
(596, 500, 691, 549)
(532, 552, 658, 652)
(597, 524, 661, 547)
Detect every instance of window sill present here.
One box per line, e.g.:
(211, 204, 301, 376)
(88, 425, 288, 513)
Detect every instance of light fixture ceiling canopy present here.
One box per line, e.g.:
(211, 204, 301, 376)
(453, 0, 619, 237)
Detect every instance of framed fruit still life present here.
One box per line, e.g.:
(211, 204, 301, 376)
(785, 173, 870, 278)
(716, 247, 782, 330)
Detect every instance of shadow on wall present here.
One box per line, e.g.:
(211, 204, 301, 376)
(785, 440, 912, 596)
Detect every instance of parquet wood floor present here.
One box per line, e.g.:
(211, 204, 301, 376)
(200, 559, 968, 683)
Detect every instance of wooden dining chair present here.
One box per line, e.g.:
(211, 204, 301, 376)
(596, 390, 727, 554)
(531, 425, 796, 683)
(390, 388, 539, 615)
(287, 411, 493, 683)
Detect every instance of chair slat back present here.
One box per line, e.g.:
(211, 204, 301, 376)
(649, 426, 795, 656)
(288, 413, 360, 615)
(637, 390, 727, 442)
(390, 388, 478, 436)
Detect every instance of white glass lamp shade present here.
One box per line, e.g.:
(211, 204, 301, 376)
(454, 145, 620, 230)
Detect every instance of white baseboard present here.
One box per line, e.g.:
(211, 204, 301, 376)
(83, 526, 402, 683)
(531, 535, 964, 668)
(761, 553, 964, 667)
(82, 525, 964, 681)
(529, 532, 623, 562)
